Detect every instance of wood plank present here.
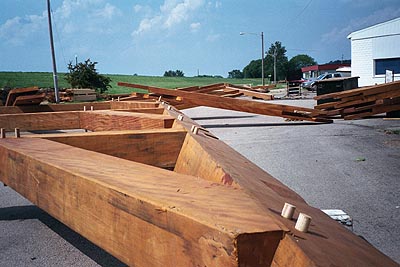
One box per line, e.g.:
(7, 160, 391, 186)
(344, 104, 400, 120)
(79, 110, 175, 131)
(0, 102, 111, 114)
(314, 80, 400, 100)
(0, 138, 284, 266)
(5, 86, 39, 106)
(225, 86, 274, 100)
(28, 129, 187, 169)
(110, 101, 159, 110)
(334, 89, 400, 109)
(0, 111, 81, 131)
(12, 93, 46, 106)
(72, 94, 97, 102)
(112, 107, 165, 114)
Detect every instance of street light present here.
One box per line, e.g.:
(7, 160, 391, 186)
(240, 31, 265, 86)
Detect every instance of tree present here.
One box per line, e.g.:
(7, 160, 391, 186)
(163, 70, 185, 77)
(287, 54, 316, 80)
(228, 69, 244, 79)
(243, 59, 262, 78)
(265, 41, 288, 82)
(65, 59, 111, 93)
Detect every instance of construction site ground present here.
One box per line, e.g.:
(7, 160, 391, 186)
(0, 98, 399, 266)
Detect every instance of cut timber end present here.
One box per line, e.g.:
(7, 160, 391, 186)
(0, 138, 283, 267)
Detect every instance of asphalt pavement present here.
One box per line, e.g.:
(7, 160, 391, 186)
(1, 98, 399, 265)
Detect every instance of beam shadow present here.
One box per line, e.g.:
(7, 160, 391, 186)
(201, 122, 329, 128)
(191, 115, 256, 120)
(0, 205, 127, 267)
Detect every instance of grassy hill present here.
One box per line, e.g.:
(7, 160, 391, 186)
(0, 72, 265, 94)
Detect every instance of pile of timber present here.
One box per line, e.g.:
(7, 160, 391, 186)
(314, 80, 400, 120)
(60, 88, 97, 102)
(118, 82, 274, 103)
(118, 82, 331, 122)
(5, 86, 45, 106)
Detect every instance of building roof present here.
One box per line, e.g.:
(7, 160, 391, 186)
(301, 63, 350, 73)
(347, 17, 400, 40)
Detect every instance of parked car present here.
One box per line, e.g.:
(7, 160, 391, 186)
(302, 73, 343, 90)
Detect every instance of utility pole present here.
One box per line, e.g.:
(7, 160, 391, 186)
(261, 32, 265, 86)
(47, 0, 60, 103)
(273, 47, 277, 84)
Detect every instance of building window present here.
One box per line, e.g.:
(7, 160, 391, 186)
(375, 58, 400, 75)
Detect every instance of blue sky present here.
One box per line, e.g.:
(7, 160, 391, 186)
(1, 0, 400, 77)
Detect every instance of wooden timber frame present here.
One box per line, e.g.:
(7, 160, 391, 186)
(0, 100, 397, 267)
(117, 82, 332, 123)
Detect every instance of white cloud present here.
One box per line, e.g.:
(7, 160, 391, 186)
(132, 0, 205, 35)
(0, 12, 47, 45)
(190, 22, 201, 32)
(215, 1, 222, 8)
(92, 3, 119, 19)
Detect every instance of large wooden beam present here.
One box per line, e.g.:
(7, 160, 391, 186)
(118, 82, 331, 122)
(0, 102, 111, 114)
(0, 110, 175, 132)
(28, 129, 187, 169)
(0, 111, 81, 131)
(79, 110, 175, 131)
(167, 109, 398, 267)
(0, 138, 283, 266)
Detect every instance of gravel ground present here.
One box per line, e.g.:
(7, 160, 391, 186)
(0, 98, 399, 265)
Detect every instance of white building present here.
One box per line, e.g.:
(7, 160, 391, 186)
(347, 17, 400, 86)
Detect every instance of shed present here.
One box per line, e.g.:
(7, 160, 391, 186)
(347, 17, 400, 86)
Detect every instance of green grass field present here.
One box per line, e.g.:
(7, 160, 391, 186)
(0, 72, 266, 94)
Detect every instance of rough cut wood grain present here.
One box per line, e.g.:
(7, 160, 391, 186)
(0, 111, 81, 131)
(79, 110, 175, 131)
(0, 102, 111, 114)
(28, 129, 187, 169)
(168, 109, 398, 267)
(0, 138, 283, 267)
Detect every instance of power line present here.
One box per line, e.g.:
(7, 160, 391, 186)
(50, 7, 68, 68)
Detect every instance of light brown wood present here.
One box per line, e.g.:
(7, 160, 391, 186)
(0, 102, 111, 114)
(28, 129, 187, 169)
(5, 86, 39, 106)
(0, 111, 81, 131)
(0, 138, 283, 266)
(12, 93, 46, 106)
(79, 110, 175, 131)
(118, 82, 331, 122)
(0, 100, 397, 266)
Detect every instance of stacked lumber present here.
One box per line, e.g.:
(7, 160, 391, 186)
(5, 86, 45, 106)
(118, 82, 331, 122)
(60, 88, 97, 102)
(314, 80, 400, 119)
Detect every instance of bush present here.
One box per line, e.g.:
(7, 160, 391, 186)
(65, 59, 111, 93)
(163, 70, 185, 77)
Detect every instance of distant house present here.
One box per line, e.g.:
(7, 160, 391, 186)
(348, 17, 400, 86)
(301, 63, 351, 79)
